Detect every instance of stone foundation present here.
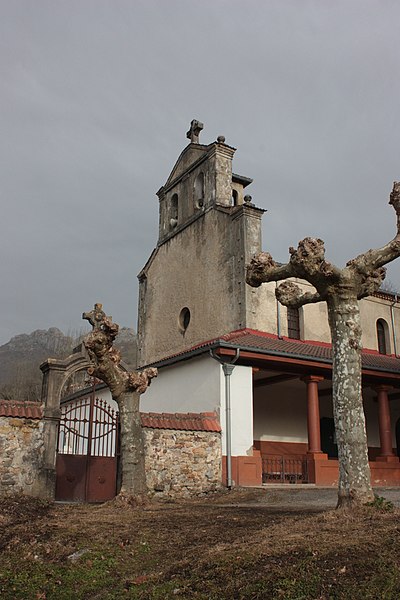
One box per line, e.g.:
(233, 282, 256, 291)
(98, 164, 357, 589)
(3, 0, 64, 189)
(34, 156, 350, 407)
(143, 428, 222, 498)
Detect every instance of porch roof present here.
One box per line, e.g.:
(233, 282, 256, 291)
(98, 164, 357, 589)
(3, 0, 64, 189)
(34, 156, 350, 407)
(146, 328, 400, 379)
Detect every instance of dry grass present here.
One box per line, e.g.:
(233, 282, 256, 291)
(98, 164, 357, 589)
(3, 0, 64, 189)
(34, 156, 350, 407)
(0, 489, 399, 599)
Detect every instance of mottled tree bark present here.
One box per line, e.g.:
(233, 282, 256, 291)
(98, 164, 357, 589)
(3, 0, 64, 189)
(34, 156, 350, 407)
(246, 183, 400, 509)
(82, 304, 157, 500)
(327, 292, 372, 507)
(118, 391, 147, 496)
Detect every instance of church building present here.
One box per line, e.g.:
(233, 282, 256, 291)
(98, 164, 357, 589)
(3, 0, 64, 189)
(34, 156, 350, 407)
(137, 120, 400, 487)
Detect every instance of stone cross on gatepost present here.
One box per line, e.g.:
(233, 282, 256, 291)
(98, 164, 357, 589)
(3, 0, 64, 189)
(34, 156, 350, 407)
(82, 303, 111, 330)
(186, 119, 204, 144)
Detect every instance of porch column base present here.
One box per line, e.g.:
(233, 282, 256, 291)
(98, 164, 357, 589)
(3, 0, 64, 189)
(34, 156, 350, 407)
(376, 455, 399, 463)
(307, 452, 328, 460)
(222, 453, 262, 487)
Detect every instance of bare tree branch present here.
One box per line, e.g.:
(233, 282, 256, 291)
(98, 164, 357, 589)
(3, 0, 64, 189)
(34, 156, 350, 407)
(347, 182, 400, 275)
(82, 305, 157, 400)
(275, 281, 326, 308)
(247, 238, 342, 296)
(246, 252, 294, 287)
(287, 238, 342, 284)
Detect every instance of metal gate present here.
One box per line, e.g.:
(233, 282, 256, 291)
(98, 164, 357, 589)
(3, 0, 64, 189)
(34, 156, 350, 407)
(262, 456, 309, 484)
(55, 391, 119, 502)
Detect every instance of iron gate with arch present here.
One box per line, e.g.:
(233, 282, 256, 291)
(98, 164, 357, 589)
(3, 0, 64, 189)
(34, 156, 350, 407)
(55, 390, 119, 502)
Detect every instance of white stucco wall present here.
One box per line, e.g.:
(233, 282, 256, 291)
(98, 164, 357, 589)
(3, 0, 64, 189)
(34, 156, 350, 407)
(253, 380, 308, 443)
(141, 355, 254, 457)
(93, 386, 118, 411)
(141, 355, 221, 414)
(219, 364, 254, 456)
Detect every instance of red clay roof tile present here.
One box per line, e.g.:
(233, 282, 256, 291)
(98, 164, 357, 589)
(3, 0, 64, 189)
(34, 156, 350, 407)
(146, 328, 400, 375)
(140, 411, 221, 432)
(0, 400, 43, 419)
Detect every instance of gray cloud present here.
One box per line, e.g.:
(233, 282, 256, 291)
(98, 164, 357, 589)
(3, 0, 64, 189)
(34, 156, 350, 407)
(1, 0, 400, 344)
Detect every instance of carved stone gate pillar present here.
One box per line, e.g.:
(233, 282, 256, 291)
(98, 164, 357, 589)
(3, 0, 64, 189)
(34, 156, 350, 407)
(375, 385, 398, 462)
(39, 351, 91, 500)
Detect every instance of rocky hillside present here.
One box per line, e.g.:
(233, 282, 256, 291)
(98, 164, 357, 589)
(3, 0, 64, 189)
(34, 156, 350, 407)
(0, 327, 137, 401)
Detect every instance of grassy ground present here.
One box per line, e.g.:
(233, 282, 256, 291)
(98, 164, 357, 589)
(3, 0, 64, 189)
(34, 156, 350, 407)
(0, 489, 399, 599)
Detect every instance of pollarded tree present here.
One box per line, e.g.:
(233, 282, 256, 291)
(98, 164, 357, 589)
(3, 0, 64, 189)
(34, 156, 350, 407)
(83, 304, 157, 500)
(246, 182, 400, 508)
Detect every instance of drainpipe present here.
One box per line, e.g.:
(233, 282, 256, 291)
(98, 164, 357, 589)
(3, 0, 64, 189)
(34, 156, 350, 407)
(209, 348, 240, 489)
(276, 282, 282, 339)
(390, 294, 398, 357)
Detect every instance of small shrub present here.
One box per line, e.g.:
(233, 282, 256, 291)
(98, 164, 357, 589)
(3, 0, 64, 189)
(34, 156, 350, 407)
(367, 495, 394, 512)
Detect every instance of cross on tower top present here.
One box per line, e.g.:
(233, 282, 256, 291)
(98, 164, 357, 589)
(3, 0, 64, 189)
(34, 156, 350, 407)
(186, 119, 204, 144)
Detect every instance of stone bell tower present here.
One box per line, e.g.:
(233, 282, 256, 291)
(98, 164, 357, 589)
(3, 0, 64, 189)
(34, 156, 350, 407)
(137, 120, 266, 367)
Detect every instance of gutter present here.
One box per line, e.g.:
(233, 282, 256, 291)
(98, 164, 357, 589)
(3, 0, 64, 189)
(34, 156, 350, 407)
(209, 348, 240, 489)
(276, 282, 282, 339)
(390, 294, 398, 357)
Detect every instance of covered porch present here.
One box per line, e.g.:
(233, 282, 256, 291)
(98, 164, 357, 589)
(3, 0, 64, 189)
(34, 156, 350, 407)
(216, 330, 400, 487)
(253, 373, 400, 486)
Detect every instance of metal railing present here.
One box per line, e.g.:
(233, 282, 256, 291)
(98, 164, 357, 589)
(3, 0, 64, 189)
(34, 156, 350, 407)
(262, 456, 309, 484)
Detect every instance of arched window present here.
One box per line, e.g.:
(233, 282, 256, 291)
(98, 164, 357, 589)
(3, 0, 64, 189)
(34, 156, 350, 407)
(287, 307, 300, 340)
(170, 193, 178, 229)
(377, 319, 389, 354)
(194, 173, 205, 209)
(230, 189, 238, 206)
(179, 307, 191, 333)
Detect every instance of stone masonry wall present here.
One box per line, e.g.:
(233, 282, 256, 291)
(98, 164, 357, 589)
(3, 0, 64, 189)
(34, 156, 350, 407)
(143, 428, 222, 498)
(0, 402, 222, 501)
(0, 415, 45, 496)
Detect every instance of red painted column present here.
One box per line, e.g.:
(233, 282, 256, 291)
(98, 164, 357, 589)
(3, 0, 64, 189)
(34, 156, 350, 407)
(375, 385, 397, 461)
(302, 375, 324, 455)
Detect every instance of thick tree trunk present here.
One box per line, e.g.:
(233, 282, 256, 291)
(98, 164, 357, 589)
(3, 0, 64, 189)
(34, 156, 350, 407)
(327, 293, 374, 507)
(82, 306, 157, 501)
(117, 391, 147, 497)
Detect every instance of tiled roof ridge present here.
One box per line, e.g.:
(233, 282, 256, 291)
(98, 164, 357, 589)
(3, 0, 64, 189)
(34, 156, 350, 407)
(142, 326, 400, 370)
(0, 399, 43, 419)
(230, 329, 399, 358)
(140, 411, 221, 432)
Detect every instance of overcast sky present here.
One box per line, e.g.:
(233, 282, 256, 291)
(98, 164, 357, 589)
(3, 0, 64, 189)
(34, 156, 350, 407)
(1, 0, 400, 345)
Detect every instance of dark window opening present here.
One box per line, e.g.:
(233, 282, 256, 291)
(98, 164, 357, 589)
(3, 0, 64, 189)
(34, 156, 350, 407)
(287, 307, 300, 340)
(179, 307, 191, 332)
(320, 417, 338, 459)
(194, 173, 205, 209)
(377, 319, 388, 354)
(230, 189, 238, 206)
(170, 194, 178, 229)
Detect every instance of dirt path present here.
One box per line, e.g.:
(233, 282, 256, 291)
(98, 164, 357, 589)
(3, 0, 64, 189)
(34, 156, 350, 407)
(209, 485, 400, 510)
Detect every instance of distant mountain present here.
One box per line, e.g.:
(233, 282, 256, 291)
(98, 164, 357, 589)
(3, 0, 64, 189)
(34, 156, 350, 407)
(0, 326, 137, 401)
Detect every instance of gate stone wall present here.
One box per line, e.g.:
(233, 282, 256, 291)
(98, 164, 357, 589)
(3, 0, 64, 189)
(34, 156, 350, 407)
(0, 400, 222, 500)
(0, 401, 48, 497)
(143, 422, 222, 498)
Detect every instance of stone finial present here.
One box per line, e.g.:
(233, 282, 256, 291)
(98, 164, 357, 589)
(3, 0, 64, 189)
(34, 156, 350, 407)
(186, 119, 204, 144)
(82, 303, 111, 331)
(217, 135, 226, 143)
(244, 195, 252, 204)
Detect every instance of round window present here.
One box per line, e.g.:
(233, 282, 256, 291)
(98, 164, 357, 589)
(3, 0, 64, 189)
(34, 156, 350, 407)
(179, 307, 191, 332)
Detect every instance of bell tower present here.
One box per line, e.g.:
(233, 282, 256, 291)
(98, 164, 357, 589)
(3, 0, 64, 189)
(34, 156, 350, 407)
(138, 120, 265, 366)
